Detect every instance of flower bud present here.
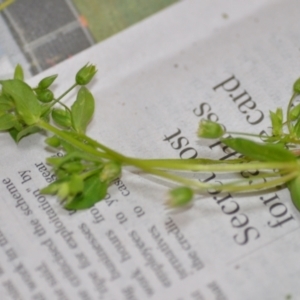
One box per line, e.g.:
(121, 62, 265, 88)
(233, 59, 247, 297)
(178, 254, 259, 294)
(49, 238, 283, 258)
(166, 186, 193, 207)
(75, 63, 97, 85)
(293, 78, 300, 94)
(45, 135, 61, 148)
(38, 74, 58, 89)
(51, 108, 72, 128)
(36, 89, 54, 103)
(99, 162, 121, 183)
(198, 119, 224, 139)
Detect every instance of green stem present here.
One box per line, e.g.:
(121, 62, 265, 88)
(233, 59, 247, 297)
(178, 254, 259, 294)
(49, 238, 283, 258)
(131, 159, 298, 172)
(286, 92, 297, 134)
(43, 83, 78, 116)
(227, 131, 264, 138)
(37, 121, 300, 194)
(220, 170, 298, 193)
(38, 120, 110, 160)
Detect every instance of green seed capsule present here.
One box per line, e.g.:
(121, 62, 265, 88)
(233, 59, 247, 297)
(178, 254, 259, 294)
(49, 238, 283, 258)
(166, 186, 194, 207)
(75, 63, 97, 85)
(198, 119, 225, 139)
(45, 135, 61, 148)
(51, 108, 72, 128)
(36, 89, 54, 103)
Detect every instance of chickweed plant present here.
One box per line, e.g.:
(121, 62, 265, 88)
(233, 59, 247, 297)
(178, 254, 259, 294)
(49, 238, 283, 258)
(1, 64, 300, 211)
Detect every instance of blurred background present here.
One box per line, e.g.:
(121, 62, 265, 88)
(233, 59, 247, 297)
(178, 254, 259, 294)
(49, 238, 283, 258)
(0, 0, 178, 77)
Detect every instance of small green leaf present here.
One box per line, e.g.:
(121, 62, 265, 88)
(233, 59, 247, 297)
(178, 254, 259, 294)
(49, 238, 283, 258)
(293, 118, 300, 138)
(0, 114, 17, 131)
(68, 175, 84, 196)
(289, 103, 300, 121)
(14, 64, 24, 81)
(71, 86, 95, 133)
(287, 174, 300, 212)
(270, 108, 283, 136)
(52, 108, 72, 128)
(0, 94, 14, 111)
(1, 79, 41, 125)
(222, 138, 296, 162)
(64, 174, 107, 210)
(9, 127, 19, 142)
(16, 125, 40, 142)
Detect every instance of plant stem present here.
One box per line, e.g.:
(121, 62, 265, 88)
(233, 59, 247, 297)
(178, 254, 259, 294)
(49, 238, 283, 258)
(286, 92, 297, 134)
(37, 120, 300, 195)
(43, 83, 78, 115)
(220, 170, 299, 192)
(133, 159, 298, 172)
(38, 120, 110, 159)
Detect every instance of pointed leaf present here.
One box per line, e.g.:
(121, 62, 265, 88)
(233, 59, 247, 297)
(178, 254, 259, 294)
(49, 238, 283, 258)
(287, 175, 300, 212)
(0, 94, 14, 111)
(0, 114, 17, 131)
(1, 79, 41, 125)
(222, 138, 296, 162)
(16, 125, 40, 142)
(270, 108, 283, 136)
(14, 64, 24, 81)
(71, 86, 94, 133)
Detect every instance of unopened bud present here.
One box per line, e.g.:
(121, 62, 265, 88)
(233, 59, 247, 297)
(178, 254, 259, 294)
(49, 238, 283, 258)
(36, 89, 54, 103)
(198, 119, 224, 139)
(38, 74, 58, 89)
(75, 63, 97, 85)
(99, 162, 121, 183)
(45, 135, 61, 148)
(51, 108, 72, 128)
(166, 186, 193, 207)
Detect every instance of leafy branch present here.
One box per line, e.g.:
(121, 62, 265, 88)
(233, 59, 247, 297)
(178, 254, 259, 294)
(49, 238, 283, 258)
(1, 64, 300, 211)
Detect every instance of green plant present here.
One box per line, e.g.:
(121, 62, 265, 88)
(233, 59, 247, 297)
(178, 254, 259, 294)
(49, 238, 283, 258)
(1, 64, 300, 211)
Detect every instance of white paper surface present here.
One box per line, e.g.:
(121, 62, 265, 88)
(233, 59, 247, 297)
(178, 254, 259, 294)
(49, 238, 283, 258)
(1, 0, 300, 299)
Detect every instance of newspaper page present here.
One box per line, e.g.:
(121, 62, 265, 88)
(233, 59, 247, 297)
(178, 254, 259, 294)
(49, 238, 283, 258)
(0, 0, 300, 299)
